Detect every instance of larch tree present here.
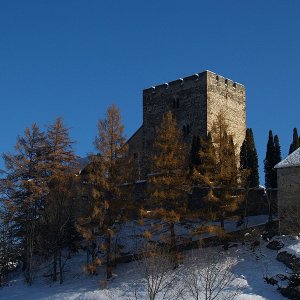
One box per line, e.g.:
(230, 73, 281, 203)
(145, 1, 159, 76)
(289, 128, 299, 154)
(2, 124, 48, 285)
(76, 154, 107, 275)
(79, 104, 128, 279)
(0, 198, 19, 287)
(145, 111, 189, 268)
(191, 133, 217, 187)
(208, 111, 241, 230)
(38, 117, 78, 283)
(239, 128, 259, 188)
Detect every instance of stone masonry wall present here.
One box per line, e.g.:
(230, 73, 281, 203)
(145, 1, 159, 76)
(142, 71, 208, 174)
(127, 70, 246, 176)
(206, 71, 246, 156)
(277, 166, 300, 233)
(127, 126, 144, 180)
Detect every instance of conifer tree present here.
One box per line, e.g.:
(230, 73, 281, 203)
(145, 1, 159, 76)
(289, 128, 299, 154)
(209, 112, 240, 229)
(264, 130, 275, 189)
(146, 111, 189, 267)
(191, 133, 216, 186)
(239, 128, 259, 187)
(273, 134, 282, 188)
(76, 154, 107, 275)
(0, 202, 19, 287)
(45, 117, 77, 174)
(264, 131, 281, 188)
(39, 173, 78, 283)
(38, 117, 78, 283)
(2, 124, 48, 285)
(77, 104, 128, 279)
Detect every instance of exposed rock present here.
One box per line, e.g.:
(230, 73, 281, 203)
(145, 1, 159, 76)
(277, 251, 300, 270)
(280, 286, 300, 300)
(264, 275, 278, 286)
(267, 240, 284, 250)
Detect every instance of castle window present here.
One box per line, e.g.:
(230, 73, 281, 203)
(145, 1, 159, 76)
(225, 79, 228, 86)
(133, 152, 138, 159)
(233, 82, 237, 88)
(176, 99, 180, 108)
(216, 75, 219, 81)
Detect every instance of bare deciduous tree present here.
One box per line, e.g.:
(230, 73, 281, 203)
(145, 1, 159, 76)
(183, 248, 240, 300)
(132, 243, 184, 300)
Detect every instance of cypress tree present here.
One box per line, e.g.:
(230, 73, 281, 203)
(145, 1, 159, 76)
(264, 130, 281, 188)
(264, 130, 275, 188)
(240, 138, 248, 171)
(240, 128, 259, 187)
(273, 134, 282, 188)
(289, 128, 299, 154)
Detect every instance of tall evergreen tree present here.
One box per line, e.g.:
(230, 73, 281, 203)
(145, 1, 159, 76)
(264, 130, 275, 189)
(273, 134, 282, 188)
(289, 128, 299, 154)
(264, 130, 281, 188)
(239, 128, 259, 187)
(146, 111, 189, 268)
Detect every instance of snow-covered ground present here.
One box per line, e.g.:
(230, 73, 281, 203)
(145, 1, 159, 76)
(1, 237, 291, 300)
(115, 215, 271, 255)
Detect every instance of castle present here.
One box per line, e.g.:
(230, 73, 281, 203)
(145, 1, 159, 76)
(127, 70, 246, 178)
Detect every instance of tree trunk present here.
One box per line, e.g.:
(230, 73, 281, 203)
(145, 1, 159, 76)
(59, 249, 63, 284)
(220, 218, 224, 229)
(53, 252, 57, 282)
(25, 230, 34, 285)
(169, 222, 178, 269)
(106, 232, 113, 279)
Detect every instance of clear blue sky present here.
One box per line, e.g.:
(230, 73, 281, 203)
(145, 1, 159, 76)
(0, 0, 299, 183)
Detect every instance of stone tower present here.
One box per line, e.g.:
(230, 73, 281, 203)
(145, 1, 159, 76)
(127, 70, 246, 178)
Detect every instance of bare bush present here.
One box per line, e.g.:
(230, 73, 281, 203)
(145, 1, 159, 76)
(133, 243, 184, 300)
(183, 248, 240, 300)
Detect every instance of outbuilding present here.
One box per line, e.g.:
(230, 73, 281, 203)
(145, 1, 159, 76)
(275, 148, 300, 234)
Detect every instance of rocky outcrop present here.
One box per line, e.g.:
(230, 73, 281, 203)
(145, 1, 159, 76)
(267, 240, 284, 250)
(277, 251, 300, 270)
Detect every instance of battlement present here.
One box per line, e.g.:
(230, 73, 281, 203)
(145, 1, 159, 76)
(143, 71, 206, 96)
(206, 70, 245, 94)
(143, 70, 245, 96)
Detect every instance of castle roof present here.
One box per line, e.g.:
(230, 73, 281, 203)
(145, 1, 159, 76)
(275, 148, 300, 169)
